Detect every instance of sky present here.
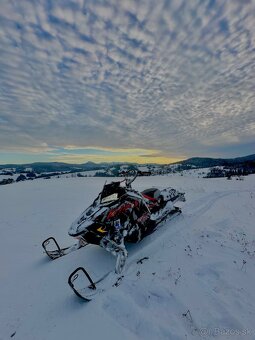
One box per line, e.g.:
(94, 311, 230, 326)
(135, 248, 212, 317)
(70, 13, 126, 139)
(0, 0, 254, 165)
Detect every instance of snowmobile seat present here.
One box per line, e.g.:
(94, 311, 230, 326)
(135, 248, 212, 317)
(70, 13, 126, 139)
(142, 188, 161, 201)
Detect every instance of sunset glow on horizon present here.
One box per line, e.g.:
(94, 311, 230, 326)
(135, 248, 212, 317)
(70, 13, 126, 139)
(0, 0, 254, 165)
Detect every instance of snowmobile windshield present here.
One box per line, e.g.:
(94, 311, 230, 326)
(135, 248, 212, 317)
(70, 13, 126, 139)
(100, 182, 126, 204)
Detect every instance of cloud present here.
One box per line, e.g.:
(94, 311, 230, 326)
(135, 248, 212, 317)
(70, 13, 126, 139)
(0, 0, 254, 163)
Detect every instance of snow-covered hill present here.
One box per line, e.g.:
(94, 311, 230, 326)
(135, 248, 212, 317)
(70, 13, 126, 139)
(0, 175, 255, 339)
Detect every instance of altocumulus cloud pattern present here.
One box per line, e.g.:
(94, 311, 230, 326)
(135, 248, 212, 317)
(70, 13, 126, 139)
(0, 0, 254, 162)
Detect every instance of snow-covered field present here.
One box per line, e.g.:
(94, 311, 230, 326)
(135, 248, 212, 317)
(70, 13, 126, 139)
(1, 174, 255, 340)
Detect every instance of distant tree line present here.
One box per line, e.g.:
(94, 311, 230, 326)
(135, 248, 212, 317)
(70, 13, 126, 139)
(205, 162, 255, 178)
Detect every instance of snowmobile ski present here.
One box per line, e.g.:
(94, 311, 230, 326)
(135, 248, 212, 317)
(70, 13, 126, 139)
(68, 256, 149, 301)
(42, 237, 87, 260)
(68, 209, 180, 301)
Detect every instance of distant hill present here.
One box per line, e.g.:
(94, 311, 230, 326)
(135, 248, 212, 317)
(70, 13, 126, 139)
(0, 161, 106, 173)
(175, 154, 255, 168)
(0, 154, 255, 174)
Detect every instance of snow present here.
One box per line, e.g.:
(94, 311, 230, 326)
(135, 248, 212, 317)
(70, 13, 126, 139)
(0, 174, 19, 181)
(1, 174, 255, 339)
(182, 168, 211, 178)
(137, 166, 149, 172)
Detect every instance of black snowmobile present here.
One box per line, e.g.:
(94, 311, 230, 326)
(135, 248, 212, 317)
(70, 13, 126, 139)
(42, 171, 185, 299)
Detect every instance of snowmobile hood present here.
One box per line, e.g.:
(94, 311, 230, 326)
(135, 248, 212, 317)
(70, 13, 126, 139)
(68, 205, 108, 236)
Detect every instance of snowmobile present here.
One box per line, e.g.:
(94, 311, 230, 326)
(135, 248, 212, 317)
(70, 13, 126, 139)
(42, 171, 185, 300)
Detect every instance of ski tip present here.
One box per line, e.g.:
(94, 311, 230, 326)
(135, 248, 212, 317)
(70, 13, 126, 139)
(68, 267, 96, 301)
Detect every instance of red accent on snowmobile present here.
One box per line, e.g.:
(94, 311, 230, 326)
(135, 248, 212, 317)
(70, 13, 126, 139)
(106, 201, 134, 220)
(142, 193, 158, 202)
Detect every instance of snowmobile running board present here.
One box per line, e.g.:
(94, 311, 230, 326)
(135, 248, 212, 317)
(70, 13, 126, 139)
(42, 237, 87, 260)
